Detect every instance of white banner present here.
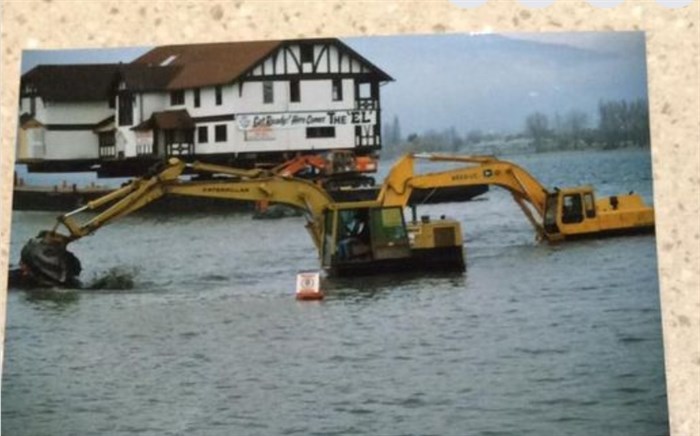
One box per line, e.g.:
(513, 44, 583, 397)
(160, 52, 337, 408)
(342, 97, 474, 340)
(236, 110, 376, 131)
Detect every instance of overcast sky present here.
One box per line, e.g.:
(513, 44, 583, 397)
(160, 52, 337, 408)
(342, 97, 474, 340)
(21, 31, 648, 135)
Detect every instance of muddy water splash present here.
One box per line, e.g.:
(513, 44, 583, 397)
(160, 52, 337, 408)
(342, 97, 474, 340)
(85, 267, 138, 290)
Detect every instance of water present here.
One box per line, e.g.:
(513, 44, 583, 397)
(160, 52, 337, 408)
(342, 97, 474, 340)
(2, 149, 668, 436)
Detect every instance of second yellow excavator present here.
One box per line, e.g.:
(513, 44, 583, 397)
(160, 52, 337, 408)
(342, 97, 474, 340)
(379, 153, 655, 242)
(10, 153, 654, 287)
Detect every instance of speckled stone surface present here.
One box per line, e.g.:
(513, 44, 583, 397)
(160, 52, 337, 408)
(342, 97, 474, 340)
(1, 1, 698, 434)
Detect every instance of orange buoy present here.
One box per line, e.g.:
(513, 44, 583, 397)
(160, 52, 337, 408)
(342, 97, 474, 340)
(296, 272, 324, 301)
(296, 290, 325, 301)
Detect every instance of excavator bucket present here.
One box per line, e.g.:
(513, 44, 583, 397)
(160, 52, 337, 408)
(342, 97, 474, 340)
(8, 231, 82, 288)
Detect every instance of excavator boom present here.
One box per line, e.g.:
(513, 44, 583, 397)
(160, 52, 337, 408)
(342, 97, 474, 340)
(378, 153, 654, 241)
(16, 158, 337, 287)
(379, 153, 551, 236)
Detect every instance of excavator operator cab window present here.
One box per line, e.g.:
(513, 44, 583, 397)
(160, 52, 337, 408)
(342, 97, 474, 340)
(335, 208, 372, 262)
(561, 193, 584, 224)
(583, 192, 596, 218)
(369, 207, 408, 248)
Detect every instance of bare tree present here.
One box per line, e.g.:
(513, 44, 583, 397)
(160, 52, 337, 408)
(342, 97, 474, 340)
(525, 112, 550, 151)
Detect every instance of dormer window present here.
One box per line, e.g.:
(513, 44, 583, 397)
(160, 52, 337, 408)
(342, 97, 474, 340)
(161, 55, 178, 66)
(170, 90, 184, 106)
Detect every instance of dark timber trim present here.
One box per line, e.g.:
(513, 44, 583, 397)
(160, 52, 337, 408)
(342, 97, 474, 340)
(46, 124, 98, 131)
(283, 48, 288, 75)
(242, 72, 383, 82)
(192, 114, 236, 123)
(326, 44, 331, 73)
(285, 46, 301, 73)
(313, 45, 328, 72)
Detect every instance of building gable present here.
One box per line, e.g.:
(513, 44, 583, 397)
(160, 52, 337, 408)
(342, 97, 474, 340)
(130, 38, 393, 90)
(244, 39, 393, 81)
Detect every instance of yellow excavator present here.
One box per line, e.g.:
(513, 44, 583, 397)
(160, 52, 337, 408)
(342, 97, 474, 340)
(379, 153, 655, 242)
(10, 158, 466, 287)
(9, 153, 654, 288)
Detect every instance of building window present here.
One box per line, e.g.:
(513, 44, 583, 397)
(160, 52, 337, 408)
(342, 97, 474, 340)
(98, 132, 116, 158)
(118, 92, 133, 126)
(332, 79, 343, 101)
(290, 80, 300, 103)
(263, 82, 274, 104)
(170, 90, 185, 106)
(357, 82, 372, 99)
(215, 86, 223, 106)
(194, 88, 201, 108)
(98, 132, 115, 147)
(300, 44, 314, 64)
(215, 124, 227, 142)
(306, 127, 335, 138)
(198, 126, 208, 143)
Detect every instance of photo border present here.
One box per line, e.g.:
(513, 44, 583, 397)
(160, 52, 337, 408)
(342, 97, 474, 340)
(1, 1, 698, 434)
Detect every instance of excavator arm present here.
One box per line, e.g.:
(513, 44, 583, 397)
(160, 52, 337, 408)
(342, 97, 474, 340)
(17, 158, 334, 287)
(379, 153, 551, 236)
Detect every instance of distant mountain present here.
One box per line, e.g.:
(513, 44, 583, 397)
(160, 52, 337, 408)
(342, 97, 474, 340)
(344, 32, 648, 134)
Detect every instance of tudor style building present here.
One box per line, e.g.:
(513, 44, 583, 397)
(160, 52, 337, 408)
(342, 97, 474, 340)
(17, 38, 393, 176)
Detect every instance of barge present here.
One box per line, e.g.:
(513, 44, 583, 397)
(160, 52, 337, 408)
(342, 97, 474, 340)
(13, 184, 488, 213)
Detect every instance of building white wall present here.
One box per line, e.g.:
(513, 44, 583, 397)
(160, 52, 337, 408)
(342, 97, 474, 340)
(139, 93, 167, 125)
(19, 96, 49, 121)
(17, 126, 46, 160)
(44, 130, 99, 159)
(137, 77, 366, 156)
(42, 101, 113, 124)
(18, 98, 111, 160)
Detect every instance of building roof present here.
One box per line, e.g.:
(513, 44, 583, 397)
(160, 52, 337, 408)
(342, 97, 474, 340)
(94, 115, 116, 132)
(132, 40, 284, 90)
(20, 38, 393, 101)
(132, 38, 393, 89)
(21, 64, 120, 102)
(132, 109, 194, 131)
(118, 64, 182, 92)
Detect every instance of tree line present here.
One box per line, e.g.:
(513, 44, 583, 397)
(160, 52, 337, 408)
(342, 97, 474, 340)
(382, 98, 650, 156)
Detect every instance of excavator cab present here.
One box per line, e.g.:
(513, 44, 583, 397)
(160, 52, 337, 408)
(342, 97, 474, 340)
(321, 203, 412, 274)
(543, 187, 600, 239)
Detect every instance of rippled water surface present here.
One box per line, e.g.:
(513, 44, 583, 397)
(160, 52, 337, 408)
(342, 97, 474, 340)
(3, 149, 667, 435)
